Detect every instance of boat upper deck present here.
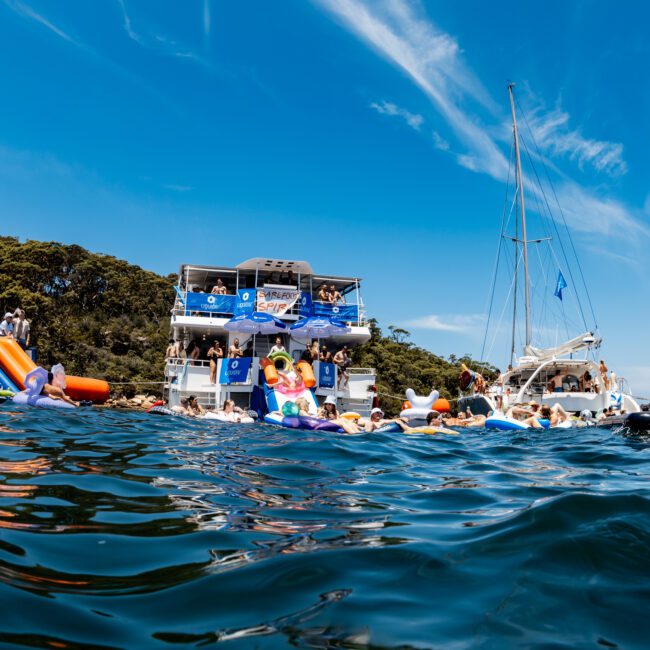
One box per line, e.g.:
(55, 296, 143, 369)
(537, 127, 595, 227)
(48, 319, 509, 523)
(171, 258, 369, 340)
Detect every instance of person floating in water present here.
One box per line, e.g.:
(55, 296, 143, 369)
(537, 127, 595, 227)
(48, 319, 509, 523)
(42, 371, 79, 407)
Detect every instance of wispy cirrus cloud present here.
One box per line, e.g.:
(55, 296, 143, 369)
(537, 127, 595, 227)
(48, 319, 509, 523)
(316, 0, 644, 239)
(4, 0, 81, 47)
(369, 99, 423, 130)
(117, 0, 204, 62)
(400, 313, 486, 333)
(525, 106, 627, 177)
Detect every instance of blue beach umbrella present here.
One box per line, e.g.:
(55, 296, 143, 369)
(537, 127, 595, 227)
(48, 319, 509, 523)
(224, 312, 287, 335)
(289, 316, 351, 340)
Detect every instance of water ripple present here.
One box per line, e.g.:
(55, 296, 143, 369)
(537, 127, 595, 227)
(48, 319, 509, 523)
(0, 406, 649, 648)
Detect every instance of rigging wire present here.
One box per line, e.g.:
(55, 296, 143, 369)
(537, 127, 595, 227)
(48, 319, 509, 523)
(479, 140, 514, 371)
(517, 133, 590, 332)
(515, 94, 598, 331)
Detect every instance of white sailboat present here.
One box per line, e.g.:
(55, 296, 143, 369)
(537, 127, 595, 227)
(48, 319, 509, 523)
(459, 84, 641, 422)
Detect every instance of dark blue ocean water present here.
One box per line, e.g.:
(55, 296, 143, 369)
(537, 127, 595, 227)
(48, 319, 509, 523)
(0, 406, 649, 649)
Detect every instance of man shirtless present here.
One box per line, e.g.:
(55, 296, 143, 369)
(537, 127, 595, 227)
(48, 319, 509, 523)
(547, 370, 564, 393)
(317, 285, 330, 302)
(228, 338, 243, 359)
(329, 285, 345, 304)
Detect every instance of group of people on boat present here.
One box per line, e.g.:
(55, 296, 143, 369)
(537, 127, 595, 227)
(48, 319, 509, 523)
(0, 308, 31, 349)
(316, 284, 346, 305)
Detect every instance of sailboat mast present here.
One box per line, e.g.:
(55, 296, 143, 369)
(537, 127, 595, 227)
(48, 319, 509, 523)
(508, 83, 532, 348)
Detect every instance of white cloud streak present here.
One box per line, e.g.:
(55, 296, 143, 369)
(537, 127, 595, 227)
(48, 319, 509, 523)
(117, 0, 204, 63)
(4, 0, 80, 46)
(526, 106, 627, 177)
(369, 99, 423, 130)
(316, 0, 645, 239)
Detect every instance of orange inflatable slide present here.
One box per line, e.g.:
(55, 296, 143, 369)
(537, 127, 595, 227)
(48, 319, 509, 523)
(0, 338, 110, 403)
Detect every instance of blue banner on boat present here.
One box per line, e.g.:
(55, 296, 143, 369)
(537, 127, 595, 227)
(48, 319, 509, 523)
(234, 289, 256, 316)
(185, 292, 235, 314)
(299, 292, 313, 317)
(219, 358, 252, 384)
(319, 362, 336, 389)
(313, 302, 359, 321)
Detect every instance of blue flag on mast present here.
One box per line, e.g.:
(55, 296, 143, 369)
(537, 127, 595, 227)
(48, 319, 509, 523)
(554, 270, 568, 301)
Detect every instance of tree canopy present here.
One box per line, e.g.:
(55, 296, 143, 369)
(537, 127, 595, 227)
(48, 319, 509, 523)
(0, 237, 175, 392)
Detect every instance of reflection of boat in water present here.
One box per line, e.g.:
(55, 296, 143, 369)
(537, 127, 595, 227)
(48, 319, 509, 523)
(460, 85, 640, 425)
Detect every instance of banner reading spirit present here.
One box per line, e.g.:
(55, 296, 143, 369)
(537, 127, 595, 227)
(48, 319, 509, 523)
(256, 288, 300, 316)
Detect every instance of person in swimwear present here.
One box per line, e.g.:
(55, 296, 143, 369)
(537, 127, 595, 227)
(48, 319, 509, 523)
(41, 371, 79, 407)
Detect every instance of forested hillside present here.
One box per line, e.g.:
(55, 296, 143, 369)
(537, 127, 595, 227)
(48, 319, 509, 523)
(0, 237, 496, 403)
(0, 237, 175, 390)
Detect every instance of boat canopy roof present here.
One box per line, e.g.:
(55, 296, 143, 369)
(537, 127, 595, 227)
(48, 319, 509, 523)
(522, 331, 601, 363)
(236, 258, 314, 276)
(178, 259, 361, 293)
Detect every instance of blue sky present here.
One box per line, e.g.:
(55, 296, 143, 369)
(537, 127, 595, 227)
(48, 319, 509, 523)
(1, 1, 649, 393)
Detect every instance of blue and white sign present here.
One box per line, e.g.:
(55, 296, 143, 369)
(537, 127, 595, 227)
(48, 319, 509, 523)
(219, 358, 252, 384)
(234, 289, 256, 316)
(186, 292, 235, 314)
(299, 292, 313, 317)
(319, 362, 336, 389)
(313, 303, 359, 321)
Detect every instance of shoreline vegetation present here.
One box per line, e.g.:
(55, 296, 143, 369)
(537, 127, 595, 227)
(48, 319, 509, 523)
(0, 237, 497, 413)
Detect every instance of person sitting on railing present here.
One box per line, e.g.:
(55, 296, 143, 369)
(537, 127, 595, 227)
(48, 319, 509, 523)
(269, 336, 285, 355)
(228, 338, 243, 359)
(211, 278, 228, 295)
(207, 340, 223, 384)
(329, 284, 345, 304)
(334, 346, 351, 389)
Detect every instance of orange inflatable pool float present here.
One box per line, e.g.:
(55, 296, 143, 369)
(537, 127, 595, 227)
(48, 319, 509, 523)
(0, 338, 110, 404)
(433, 398, 451, 413)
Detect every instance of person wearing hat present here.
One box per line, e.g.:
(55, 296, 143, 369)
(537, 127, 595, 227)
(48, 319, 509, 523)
(317, 395, 339, 420)
(359, 406, 403, 433)
(0, 313, 14, 338)
(315, 395, 362, 434)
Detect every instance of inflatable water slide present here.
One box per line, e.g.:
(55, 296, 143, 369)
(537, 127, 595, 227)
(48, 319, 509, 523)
(0, 338, 109, 403)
